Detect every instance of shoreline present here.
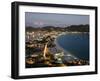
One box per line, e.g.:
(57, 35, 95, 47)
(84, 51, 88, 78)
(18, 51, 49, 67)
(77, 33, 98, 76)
(54, 35, 78, 60)
(54, 32, 89, 60)
(58, 31, 89, 36)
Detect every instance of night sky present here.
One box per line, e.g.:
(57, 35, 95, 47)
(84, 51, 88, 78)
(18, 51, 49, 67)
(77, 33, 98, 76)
(25, 12, 89, 27)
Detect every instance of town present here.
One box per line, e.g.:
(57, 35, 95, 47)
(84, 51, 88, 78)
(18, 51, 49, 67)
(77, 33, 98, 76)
(25, 25, 89, 68)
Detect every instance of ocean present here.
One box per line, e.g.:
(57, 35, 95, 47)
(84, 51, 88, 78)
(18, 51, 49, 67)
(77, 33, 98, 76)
(56, 33, 89, 61)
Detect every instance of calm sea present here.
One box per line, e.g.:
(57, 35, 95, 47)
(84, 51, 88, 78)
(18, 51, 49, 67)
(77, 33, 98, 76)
(56, 33, 89, 61)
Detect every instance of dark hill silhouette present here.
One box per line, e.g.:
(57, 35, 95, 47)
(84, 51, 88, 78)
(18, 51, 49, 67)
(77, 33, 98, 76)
(26, 24, 89, 32)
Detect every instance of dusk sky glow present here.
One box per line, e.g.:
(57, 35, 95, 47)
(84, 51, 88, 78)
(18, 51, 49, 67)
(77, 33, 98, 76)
(25, 12, 89, 27)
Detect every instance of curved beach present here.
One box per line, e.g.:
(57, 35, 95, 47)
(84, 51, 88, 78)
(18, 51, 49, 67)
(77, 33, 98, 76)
(54, 33, 78, 60)
(54, 32, 89, 61)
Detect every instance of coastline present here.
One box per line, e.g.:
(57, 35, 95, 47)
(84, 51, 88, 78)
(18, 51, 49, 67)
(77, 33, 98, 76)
(54, 33, 79, 60)
(54, 32, 89, 60)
